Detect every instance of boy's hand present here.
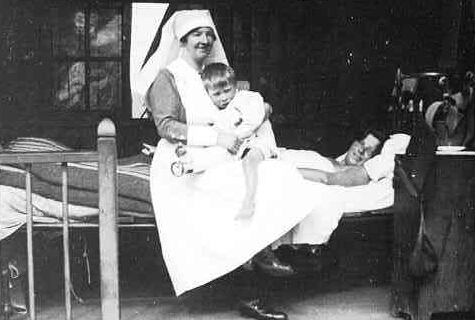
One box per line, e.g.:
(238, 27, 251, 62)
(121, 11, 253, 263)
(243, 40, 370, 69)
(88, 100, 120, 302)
(217, 131, 243, 155)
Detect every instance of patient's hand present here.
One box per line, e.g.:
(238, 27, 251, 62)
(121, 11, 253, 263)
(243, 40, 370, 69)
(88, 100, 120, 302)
(298, 168, 329, 184)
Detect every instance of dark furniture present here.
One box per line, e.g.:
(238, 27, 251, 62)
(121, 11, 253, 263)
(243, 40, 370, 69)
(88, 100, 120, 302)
(391, 153, 475, 320)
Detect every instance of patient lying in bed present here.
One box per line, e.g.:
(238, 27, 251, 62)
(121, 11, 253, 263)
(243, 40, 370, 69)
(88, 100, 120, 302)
(281, 128, 410, 186)
(296, 129, 388, 186)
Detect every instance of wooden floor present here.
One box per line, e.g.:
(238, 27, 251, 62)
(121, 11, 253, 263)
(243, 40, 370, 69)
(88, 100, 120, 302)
(5, 216, 397, 320)
(9, 285, 397, 320)
(5, 214, 475, 319)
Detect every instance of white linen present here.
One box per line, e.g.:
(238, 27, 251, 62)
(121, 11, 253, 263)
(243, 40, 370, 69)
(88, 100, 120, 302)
(273, 149, 395, 247)
(0, 185, 99, 240)
(278, 148, 395, 212)
(363, 154, 395, 181)
(381, 133, 411, 155)
(278, 148, 336, 172)
(363, 133, 411, 181)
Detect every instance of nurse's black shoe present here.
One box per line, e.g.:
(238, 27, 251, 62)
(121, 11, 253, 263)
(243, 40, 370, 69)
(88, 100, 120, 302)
(238, 299, 288, 320)
(253, 246, 296, 277)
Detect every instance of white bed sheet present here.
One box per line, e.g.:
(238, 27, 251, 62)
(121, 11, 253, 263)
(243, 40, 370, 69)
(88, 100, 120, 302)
(279, 148, 395, 213)
(0, 185, 99, 240)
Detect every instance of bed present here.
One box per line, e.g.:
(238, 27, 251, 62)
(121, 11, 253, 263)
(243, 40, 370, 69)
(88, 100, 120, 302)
(0, 118, 122, 320)
(0, 141, 153, 241)
(0, 120, 408, 320)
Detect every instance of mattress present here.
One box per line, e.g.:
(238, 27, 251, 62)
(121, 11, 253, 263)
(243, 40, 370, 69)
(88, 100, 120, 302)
(0, 154, 154, 240)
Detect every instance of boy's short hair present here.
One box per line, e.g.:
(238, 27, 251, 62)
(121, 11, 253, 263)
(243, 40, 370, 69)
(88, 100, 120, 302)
(201, 62, 237, 91)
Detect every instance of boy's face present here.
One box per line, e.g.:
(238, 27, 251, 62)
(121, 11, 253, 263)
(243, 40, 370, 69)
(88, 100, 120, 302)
(344, 133, 381, 166)
(207, 84, 237, 109)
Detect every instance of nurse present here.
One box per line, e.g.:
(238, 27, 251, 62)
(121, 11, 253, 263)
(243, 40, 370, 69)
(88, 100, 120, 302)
(139, 9, 319, 320)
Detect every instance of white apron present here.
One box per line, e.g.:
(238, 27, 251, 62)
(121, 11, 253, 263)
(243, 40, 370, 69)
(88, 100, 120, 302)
(150, 58, 345, 296)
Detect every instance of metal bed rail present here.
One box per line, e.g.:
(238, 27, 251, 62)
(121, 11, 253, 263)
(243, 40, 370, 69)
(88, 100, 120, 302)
(0, 118, 119, 320)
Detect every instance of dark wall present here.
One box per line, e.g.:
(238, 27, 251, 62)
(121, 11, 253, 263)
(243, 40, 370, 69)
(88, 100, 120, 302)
(241, 0, 447, 155)
(0, 0, 467, 157)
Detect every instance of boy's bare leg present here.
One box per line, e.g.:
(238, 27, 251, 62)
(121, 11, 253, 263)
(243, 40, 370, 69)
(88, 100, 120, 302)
(235, 148, 264, 219)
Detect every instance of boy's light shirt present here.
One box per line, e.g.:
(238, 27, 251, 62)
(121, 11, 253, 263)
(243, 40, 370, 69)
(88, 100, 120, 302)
(209, 90, 279, 159)
(212, 90, 266, 139)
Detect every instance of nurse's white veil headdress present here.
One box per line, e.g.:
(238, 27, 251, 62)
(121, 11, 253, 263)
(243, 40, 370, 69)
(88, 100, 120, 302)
(132, 9, 228, 118)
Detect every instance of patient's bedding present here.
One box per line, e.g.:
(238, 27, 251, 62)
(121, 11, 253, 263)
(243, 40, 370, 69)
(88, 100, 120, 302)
(0, 137, 153, 240)
(0, 135, 405, 244)
(278, 148, 395, 212)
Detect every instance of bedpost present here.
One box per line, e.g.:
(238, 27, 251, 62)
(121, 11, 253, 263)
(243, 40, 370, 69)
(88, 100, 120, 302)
(97, 118, 120, 320)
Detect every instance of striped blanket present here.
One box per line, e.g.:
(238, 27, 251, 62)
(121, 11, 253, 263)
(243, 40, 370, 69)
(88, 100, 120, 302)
(0, 138, 153, 239)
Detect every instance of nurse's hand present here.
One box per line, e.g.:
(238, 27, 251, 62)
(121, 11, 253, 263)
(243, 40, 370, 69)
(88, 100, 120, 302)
(217, 131, 243, 155)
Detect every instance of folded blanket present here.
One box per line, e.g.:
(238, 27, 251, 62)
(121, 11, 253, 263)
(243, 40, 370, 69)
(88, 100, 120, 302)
(1, 162, 152, 214)
(1, 137, 153, 215)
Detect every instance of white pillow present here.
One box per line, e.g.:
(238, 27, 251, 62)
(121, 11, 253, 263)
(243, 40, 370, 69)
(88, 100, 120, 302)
(338, 133, 411, 160)
(363, 133, 411, 181)
(363, 153, 395, 181)
(381, 133, 411, 155)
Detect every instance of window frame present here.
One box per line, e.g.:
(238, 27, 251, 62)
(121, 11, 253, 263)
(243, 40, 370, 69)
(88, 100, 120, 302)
(45, 0, 131, 120)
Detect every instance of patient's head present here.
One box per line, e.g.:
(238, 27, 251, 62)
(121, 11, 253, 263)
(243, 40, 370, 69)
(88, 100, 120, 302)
(342, 129, 387, 166)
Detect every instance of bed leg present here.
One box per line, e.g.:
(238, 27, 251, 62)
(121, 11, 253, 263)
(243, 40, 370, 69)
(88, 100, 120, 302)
(97, 118, 120, 320)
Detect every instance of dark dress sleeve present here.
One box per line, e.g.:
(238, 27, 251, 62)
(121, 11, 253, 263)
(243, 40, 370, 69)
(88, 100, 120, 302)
(146, 69, 219, 146)
(146, 69, 188, 143)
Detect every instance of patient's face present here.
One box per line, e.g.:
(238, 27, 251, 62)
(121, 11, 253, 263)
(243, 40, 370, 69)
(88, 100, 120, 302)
(344, 133, 381, 166)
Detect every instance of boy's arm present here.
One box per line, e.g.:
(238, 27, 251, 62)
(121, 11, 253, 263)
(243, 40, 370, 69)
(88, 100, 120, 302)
(232, 91, 266, 138)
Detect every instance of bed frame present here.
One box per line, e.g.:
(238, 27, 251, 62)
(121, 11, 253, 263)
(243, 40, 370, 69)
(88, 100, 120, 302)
(0, 118, 120, 320)
(0, 117, 402, 320)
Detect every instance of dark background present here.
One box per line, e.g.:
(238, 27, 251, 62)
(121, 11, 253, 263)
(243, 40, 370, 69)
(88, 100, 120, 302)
(0, 0, 474, 157)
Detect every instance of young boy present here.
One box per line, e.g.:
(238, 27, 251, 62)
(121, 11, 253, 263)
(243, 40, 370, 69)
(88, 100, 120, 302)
(201, 62, 276, 219)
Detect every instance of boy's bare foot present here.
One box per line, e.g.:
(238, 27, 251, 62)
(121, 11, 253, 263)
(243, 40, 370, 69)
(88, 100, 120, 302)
(235, 197, 255, 219)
